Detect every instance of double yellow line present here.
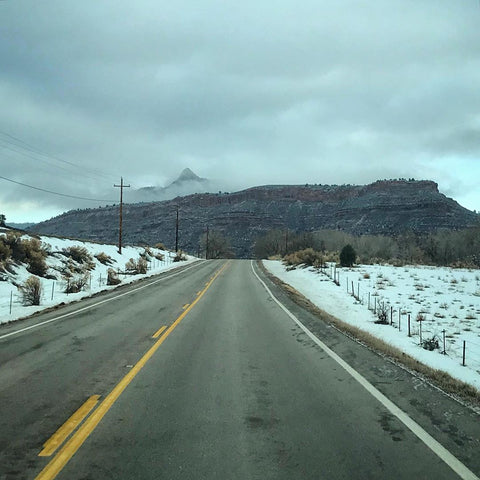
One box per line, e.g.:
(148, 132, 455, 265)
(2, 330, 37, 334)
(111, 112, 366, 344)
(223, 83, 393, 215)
(35, 262, 228, 480)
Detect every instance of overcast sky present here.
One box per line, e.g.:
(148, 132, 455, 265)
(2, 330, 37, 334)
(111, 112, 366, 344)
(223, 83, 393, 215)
(1, 0, 479, 223)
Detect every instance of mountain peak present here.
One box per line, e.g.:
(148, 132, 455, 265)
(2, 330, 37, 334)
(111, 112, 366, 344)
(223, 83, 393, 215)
(175, 168, 203, 183)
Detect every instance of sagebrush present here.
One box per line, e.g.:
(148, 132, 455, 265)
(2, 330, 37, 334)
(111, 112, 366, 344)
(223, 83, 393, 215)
(21, 276, 42, 306)
(0, 232, 48, 276)
(95, 252, 113, 265)
(107, 268, 121, 285)
(62, 246, 94, 268)
(173, 251, 187, 262)
(125, 257, 148, 274)
(284, 248, 324, 267)
(64, 273, 89, 293)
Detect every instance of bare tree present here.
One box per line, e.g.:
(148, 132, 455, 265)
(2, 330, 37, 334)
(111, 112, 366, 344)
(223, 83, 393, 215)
(200, 230, 234, 259)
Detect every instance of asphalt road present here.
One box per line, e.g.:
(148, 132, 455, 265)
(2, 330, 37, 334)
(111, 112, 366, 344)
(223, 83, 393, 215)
(0, 259, 479, 480)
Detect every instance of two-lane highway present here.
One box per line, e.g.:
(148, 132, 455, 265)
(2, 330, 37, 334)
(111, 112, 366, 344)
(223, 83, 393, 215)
(1, 260, 479, 479)
(0, 260, 221, 479)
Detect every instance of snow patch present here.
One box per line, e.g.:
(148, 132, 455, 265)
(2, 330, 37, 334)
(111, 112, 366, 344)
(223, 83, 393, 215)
(264, 260, 480, 391)
(0, 231, 197, 324)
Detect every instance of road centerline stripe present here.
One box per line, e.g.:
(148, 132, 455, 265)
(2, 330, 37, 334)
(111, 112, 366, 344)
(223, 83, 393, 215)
(0, 261, 205, 341)
(251, 260, 479, 480)
(39, 395, 100, 457)
(152, 325, 167, 339)
(35, 261, 228, 480)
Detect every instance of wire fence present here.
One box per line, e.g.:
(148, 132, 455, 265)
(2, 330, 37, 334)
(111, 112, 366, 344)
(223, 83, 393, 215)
(320, 264, 480, 371)
(0, 253, 177, 321)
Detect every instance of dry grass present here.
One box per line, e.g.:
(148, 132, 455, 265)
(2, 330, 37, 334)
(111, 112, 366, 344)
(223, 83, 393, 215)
(95, 252, 114, 265)
(258, 261, 480, 408)
(283, 248, 324, 267)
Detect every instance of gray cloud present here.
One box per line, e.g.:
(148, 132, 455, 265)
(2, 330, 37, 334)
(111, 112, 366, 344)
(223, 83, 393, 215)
(1, 0, 480, 222)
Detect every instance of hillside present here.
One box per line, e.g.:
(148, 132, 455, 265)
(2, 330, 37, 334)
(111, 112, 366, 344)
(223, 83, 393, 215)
(0, 228, 195, 324)
(29, 180, 479, 258)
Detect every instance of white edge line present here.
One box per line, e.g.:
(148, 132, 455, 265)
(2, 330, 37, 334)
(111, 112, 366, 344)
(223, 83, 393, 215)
(251, 260, 479, 480)
(0, 261, 205, 341)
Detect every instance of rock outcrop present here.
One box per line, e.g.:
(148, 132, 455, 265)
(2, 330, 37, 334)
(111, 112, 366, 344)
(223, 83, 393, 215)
(30, 180, 479, 258)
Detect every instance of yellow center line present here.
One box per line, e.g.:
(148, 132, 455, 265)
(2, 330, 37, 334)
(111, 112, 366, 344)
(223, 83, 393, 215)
(151, 325, 167, 339)
(39, 395, 100, 457)
(182, 303, 190, 310)
(35, 261, 229, 480)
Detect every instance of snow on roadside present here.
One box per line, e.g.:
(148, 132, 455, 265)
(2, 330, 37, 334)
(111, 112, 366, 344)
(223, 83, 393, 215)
(264, 260, 480, 391)
(0, 231, 198, 324)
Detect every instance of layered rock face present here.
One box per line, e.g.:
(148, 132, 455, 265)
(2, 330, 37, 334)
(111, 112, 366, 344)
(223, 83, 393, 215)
(30, 180, 479, 258)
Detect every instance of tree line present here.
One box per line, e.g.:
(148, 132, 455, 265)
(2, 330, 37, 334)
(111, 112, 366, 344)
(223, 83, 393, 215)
(254, 227, 480, 267)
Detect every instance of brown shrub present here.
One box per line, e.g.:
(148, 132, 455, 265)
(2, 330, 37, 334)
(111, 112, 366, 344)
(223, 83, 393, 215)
(21, 276, 42, 306)
(27, 250, 48, 276)
(125, 258, 137, 272)
(107, 268, 121, 285)
(0, 238, 12, 262)
(284, 248, 323, 267)
(173, 251, 187, 262)
(137, 257, 148, 273)
(125, 257, 148, 274)
(62, 246, 94, 269)
(95, 252, 113, 265)
(2, 235, 49, 276)
(64, 273, 89, 293)
(4, 231, 26, 262)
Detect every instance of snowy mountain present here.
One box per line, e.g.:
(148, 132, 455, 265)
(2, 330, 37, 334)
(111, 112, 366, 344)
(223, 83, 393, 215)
(131, 168, 224, 203)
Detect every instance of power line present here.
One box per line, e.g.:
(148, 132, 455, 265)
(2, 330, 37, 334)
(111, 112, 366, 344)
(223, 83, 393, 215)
(0, 141, 140, 192)
(0, 130, 117, 183)
(0, 141, 110, 185)
(0, 131, 143, 192)
(0, 174, 116, 202)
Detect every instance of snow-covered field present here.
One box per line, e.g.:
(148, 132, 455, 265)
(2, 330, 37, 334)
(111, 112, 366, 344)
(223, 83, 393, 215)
(265, 260, 480, 391)
(0, 231, 198, 324)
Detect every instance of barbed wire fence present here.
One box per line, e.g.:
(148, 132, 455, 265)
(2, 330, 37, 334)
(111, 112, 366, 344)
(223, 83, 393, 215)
(319, 262, 480, 371)
(1, 252, 177, 321)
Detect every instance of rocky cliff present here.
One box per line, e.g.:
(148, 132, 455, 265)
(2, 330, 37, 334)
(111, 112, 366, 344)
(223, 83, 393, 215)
(30, 180, 479, 258)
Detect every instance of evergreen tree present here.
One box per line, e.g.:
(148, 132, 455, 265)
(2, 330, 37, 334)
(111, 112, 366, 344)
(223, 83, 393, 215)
(340, 244, 356, 267)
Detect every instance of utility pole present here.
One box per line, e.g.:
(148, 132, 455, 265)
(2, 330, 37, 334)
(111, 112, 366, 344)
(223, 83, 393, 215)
(114, 177, 130, 254)
(175, 206, 179, 252)
(206, 226, 209, 260)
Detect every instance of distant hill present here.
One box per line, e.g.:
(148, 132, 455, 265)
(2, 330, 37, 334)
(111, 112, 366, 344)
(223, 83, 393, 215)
(7, 222, 35, 230)
(29, 179, 479, 258)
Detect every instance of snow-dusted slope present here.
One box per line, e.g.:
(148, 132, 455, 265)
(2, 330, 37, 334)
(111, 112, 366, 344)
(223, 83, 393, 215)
(265, 260, 480, 391)
(0, 230, 198, 324)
